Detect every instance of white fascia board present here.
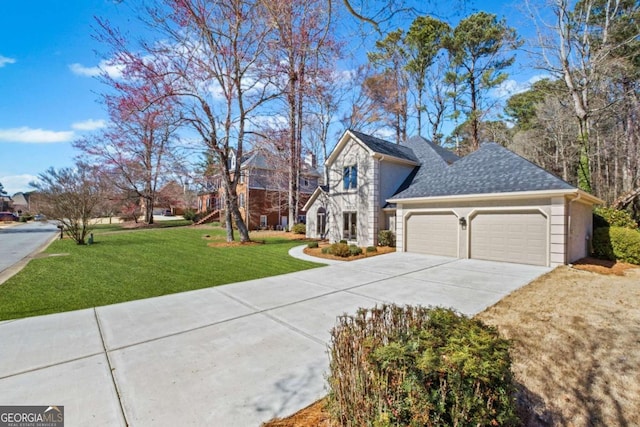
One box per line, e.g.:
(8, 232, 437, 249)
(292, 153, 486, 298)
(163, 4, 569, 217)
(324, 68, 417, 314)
(302, 186, 327, 211)
(388, 189, 605, 205)
(370, 152, 419, 166)
(324, 130, 356, 166)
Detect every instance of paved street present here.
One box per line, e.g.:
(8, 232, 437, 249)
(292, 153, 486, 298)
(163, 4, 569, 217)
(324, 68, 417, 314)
(0, 221, 58, 277)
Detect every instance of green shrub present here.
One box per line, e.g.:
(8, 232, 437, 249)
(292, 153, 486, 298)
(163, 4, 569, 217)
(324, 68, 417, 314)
(339, 239, 348, 244)
(348, 244, 363, 256)
(592, 226, 640, 264)
(378, 230, 395, 247)
(321, 247, 331, 254)
(330, 242, 351, 257)
(307, 241, 319, 249)
(182, 209, 197, 222)
(366, 246, 377, 253)
(593, 207, 638, 229)
(291, 223, 307, 234)
(327, 305, 518, 427)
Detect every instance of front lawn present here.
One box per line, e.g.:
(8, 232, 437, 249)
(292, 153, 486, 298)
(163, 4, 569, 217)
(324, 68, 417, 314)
(0, 225, 322, 320)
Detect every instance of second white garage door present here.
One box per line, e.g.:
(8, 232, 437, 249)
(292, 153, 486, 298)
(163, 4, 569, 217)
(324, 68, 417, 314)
(405, 212, 458, 257)
(470, 210, 548, 266)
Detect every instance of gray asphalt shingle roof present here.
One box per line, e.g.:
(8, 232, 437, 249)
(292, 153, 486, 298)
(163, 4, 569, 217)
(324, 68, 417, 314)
(391, 141, 575, 200)
(350, 130, 419, 163)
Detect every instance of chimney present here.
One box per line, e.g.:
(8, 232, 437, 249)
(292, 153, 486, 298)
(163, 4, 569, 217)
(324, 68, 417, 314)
(304, 153, 317, 168)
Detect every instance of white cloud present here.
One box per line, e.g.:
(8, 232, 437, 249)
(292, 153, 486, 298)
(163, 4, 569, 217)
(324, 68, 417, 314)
(492, 74, 550, 99)
(72, 119, 107, 131)
(0, 174, 39, 195)
(251, 115, 288, 128)
(0, 127, 75, 144)
(69, 60, 123, 79)
(69, 63, 100, 77)
(0, 55, 16, 68)
(373, 128, 397, 141)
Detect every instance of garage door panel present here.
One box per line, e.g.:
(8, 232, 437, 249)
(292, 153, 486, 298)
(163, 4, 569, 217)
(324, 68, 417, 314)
(470, 211, 547, 266)
(406, 213, 458, 257)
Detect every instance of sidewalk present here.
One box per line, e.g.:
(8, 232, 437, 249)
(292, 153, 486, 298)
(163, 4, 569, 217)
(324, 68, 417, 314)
(287, 244, 345, 265)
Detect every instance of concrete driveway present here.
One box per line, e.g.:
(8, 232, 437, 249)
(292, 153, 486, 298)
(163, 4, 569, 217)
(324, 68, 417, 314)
(0, 251, 550, 426)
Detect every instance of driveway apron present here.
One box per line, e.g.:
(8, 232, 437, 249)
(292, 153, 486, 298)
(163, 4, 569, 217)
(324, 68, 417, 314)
(0, 252, 550, 426)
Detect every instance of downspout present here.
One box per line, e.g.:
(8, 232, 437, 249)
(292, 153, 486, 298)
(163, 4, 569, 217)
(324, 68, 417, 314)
(567, 192, 583, 264)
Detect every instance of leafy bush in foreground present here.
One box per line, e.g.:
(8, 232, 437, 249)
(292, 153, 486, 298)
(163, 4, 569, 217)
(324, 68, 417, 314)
(327, 305, 518, 427)
(592, 226, 640, 264)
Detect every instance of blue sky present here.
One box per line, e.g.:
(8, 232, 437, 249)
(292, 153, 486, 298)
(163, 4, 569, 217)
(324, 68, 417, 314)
(0, 0, 537, 195)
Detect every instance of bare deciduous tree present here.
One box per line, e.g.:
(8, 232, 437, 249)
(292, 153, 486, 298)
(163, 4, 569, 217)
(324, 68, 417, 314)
(31, 163, 104, 245)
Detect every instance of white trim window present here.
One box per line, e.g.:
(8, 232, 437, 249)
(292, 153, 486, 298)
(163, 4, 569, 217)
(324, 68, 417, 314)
(343, 211, 357, 240)
(343, 165, 357, 190)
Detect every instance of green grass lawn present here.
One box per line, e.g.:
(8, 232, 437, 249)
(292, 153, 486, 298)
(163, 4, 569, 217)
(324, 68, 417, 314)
(0, 225, 323, 320)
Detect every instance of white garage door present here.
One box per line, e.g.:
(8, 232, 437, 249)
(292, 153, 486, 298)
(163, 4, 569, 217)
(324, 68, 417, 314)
(470, 211, 547, 266)
(405, 212, 458, 257)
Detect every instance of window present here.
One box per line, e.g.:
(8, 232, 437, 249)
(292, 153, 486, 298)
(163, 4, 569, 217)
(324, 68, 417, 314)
(260, 215, 268, 228)
(239, 173, 245, 184)
(343, 212, 357, 240)
(343, 165, 357, 190)
(298, 215, 306, 224)
(317, 208, 326, 237)
(239, 193, 245, 208)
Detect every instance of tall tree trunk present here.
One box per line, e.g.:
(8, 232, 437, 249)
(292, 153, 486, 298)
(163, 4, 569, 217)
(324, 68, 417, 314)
(224, 188, 234, 242)
(469, 74, 479, 151)
(288, 65, 300, 230)
(576, 118, 592, 193)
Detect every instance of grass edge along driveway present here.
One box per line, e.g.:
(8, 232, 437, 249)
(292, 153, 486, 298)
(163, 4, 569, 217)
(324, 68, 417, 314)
(0, 225, 323, 320)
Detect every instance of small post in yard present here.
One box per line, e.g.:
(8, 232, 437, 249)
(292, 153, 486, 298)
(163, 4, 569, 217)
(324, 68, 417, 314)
(88, 233, 94, 245)
(57, 224, 64, 239)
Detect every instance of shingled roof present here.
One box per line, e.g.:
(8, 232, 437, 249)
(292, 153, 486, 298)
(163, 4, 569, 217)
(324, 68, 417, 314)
(391, 141, 575, 200)
(350, 130, 419, 163)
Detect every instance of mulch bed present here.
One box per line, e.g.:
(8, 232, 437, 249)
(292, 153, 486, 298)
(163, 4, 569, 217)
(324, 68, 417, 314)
(570, 256, 637, 275)
(303, 243, 396, 261)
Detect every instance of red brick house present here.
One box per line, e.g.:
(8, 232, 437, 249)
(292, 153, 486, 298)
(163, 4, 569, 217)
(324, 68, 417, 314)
(197, 150, 321, 230)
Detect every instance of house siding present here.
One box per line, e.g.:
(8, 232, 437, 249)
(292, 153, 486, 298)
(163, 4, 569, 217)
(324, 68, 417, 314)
(550, 197, 567, 265)
(568, 199, 593, 263)
(325, 138, 375, 245)
(377, 160, 415, 243)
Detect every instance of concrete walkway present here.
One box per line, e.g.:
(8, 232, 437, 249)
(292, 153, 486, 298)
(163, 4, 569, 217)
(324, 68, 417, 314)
(0, 250, 550, 426)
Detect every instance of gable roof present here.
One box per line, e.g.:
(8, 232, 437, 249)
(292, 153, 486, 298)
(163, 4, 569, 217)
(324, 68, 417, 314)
(325, 130, 420, 166)
(391, 142, 583, 201)
(349, 130, 419, 163)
